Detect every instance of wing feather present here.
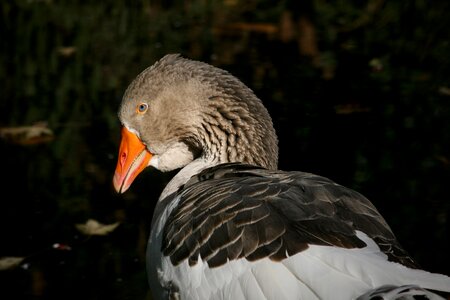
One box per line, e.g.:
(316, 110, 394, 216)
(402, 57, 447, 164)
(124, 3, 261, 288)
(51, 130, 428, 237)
(161, 163, 417, 269)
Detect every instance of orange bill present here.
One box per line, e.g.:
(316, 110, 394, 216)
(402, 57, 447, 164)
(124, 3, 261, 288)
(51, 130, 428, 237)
(113, 127, 152, 193)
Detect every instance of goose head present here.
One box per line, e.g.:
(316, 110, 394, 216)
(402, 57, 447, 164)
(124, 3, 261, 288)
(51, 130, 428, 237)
(113, 54, 278, 193)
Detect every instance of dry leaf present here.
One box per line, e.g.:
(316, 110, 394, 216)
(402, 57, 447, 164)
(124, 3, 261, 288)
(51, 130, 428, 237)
(0, 122, 53, 145)
(75, 219, 120, 236)
(214, 22, 278, 36)
(57, 46, 77, 57)
(438, 86, 450, 96)
(52, 243, 72, 251)
(335, 104, 371, 115)
(0, 257, 25, 270)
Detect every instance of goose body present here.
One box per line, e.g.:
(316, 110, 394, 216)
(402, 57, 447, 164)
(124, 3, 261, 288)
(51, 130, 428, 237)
(113, 54, 450, 299)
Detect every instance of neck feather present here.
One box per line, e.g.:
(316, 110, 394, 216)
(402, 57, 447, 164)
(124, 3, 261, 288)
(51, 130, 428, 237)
(196, 96, 278, 170)
(159, 157, 216, 201)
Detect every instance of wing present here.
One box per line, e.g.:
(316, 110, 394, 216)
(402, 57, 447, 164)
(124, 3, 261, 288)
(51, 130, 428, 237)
(162, 163, 417, 269)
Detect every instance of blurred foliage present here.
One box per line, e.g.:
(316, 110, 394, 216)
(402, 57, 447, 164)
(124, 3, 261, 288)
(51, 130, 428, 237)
(0, 0, 449, 299)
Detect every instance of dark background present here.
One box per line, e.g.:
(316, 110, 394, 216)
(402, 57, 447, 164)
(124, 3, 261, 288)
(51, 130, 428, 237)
(1, 1, 449, 299)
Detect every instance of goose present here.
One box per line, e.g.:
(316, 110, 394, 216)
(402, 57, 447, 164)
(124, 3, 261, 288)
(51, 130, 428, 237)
(112, 54, 450, 300)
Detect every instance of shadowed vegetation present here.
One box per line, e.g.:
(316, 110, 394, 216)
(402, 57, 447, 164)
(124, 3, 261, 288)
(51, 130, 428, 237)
(0, 0, 449, 299)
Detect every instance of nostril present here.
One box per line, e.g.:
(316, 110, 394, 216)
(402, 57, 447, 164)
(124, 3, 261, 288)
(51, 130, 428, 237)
(120, 152, 127, 166)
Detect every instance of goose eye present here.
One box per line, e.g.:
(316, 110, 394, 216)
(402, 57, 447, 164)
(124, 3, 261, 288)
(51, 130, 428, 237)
(136, 103, 148, 114)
